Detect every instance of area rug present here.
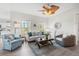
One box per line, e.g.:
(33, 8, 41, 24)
(28, 42, 78, 56)
(28, 42, 56, 56)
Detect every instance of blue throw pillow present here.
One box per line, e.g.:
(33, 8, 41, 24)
(28, 32, 32, 37)
(42, 32, 44, 35)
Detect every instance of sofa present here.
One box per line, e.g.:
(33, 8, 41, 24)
(26, 32, 45, 42)
(2, 34, 23, 51)
(55, 34, 76, 47)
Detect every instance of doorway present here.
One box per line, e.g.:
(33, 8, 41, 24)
(74, 13, 79, 44)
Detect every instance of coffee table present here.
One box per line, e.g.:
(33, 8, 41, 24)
(35, 38, 54, 48)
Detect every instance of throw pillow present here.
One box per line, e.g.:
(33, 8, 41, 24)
(28, 32, 32, 37)
(42, 32, 44, 35)
(9, 34, 14, 41)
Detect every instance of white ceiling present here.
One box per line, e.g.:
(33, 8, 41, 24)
(0, 3, 79, 19)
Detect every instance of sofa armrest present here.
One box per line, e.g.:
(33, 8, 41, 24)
(3, 39, 11, 44)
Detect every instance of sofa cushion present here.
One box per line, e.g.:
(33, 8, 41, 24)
(32, 32, 37, 36)
(31, 32, 42, 36)
(3, 34, 14, 41)
(37, 32, 42, 36)
(56, 39, 64, 46)
(29, 36, 39, 39)
(56, 38, 63, 41)
(29, 35, 45, 41)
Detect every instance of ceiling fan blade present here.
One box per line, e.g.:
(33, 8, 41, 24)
(38, 10, 45, 12)
(43, 4, 51, 9)
(51, 5, 59, 9)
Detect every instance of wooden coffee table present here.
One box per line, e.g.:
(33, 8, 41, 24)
(35, 38, 54, 48)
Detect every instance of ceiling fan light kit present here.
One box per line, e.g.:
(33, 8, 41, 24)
(42, 4, 59, 15)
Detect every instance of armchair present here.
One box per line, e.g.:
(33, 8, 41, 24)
(55, 34, 76, 47)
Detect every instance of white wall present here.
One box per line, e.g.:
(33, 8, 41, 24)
(9, 7, 79, 39)
(48, 8, 79, 39)
(10, 11, 48, 35)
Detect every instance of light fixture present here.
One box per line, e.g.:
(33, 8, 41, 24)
(41, 4, 59, 15)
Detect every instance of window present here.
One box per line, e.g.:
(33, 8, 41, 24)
(21, 20, 28, 28)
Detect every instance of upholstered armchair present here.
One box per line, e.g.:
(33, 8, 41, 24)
(56, 35, 76, 47)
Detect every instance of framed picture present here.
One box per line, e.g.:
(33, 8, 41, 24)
(55, 22, 62, 29)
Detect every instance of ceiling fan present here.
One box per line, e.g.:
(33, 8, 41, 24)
(39, 4, 59, 15)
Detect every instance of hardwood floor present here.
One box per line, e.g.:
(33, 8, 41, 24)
(0, 42, 35, 56)
(0, 38, 2, 49)
(0, 40, 79, 56)
(28, 42, 79, 56)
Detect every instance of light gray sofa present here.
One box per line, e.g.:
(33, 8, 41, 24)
(26, 32, 45, 42)
(2, 34, 23, 51)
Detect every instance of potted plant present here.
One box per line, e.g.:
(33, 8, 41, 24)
(44, 32, 49, 40)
